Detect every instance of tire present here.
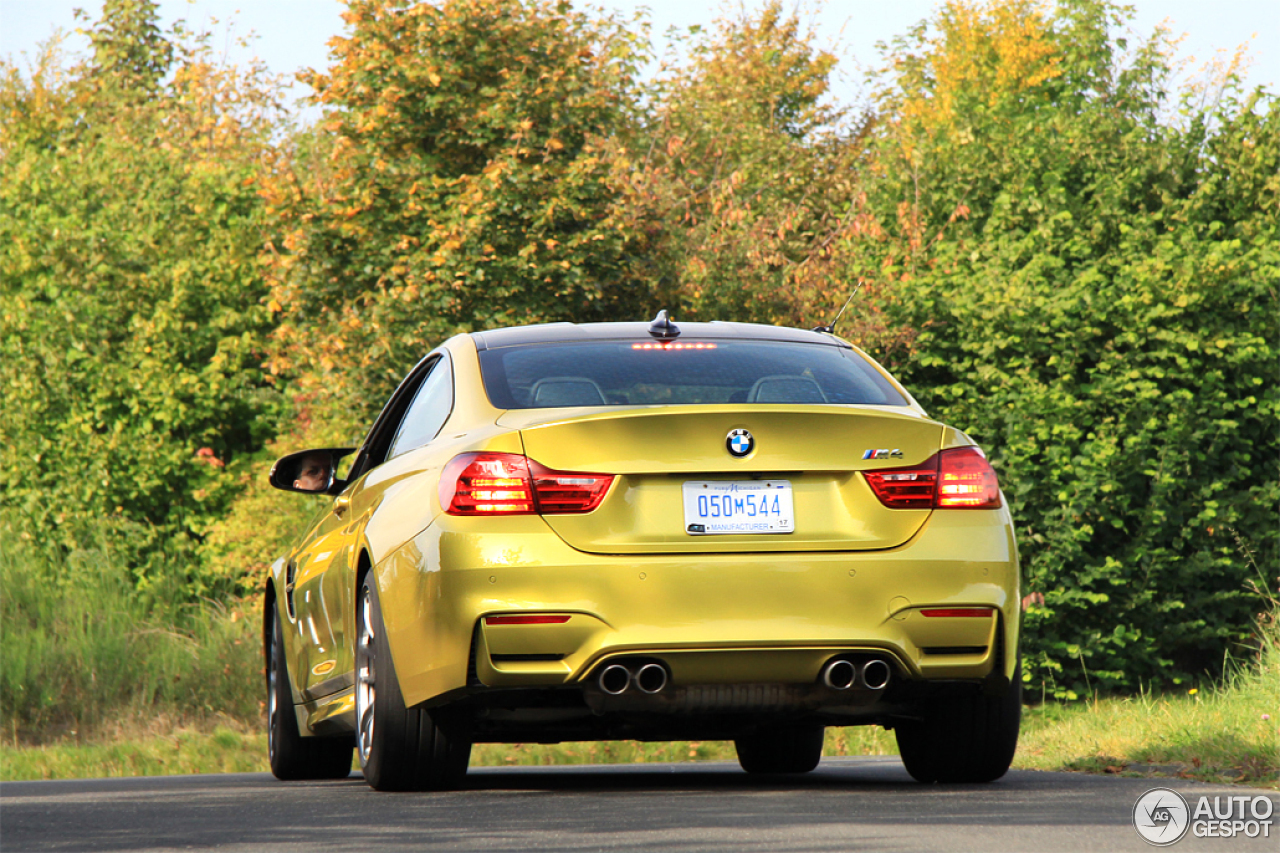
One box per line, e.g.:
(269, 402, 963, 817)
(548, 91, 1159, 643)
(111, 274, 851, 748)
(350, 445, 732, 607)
(895, 666, 1022, 784)
(267, 601, 353, 780)
(734, 724, 825, 774)
(355, 574, 472, 791)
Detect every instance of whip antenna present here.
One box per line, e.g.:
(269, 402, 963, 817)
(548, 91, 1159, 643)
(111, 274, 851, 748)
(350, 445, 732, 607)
(812, 281, 865, 335)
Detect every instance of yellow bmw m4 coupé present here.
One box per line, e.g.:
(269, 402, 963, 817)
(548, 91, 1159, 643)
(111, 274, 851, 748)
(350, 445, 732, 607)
(264, 314, 1022, 790)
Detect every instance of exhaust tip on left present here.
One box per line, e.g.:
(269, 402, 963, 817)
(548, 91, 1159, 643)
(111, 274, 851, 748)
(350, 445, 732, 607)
(598, 664, 631, 695)
(821, 659, 857, 690)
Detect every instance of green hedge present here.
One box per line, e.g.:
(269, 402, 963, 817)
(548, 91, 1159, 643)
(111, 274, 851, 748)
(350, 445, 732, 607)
(852, 0, 1279, 694)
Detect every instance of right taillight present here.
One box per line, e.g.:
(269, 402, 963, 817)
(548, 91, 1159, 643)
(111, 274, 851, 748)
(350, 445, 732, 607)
(440, 452, 614, 516)
(936, 446, 1001, 508)
(864, 447, 1001, 509)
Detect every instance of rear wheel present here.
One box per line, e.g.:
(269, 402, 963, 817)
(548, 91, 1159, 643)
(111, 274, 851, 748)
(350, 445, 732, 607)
(355, 574, 471, 791)
(267, 602, 352, 780)
(734, 724, 825, 774)
(895, 668, 1021, 784)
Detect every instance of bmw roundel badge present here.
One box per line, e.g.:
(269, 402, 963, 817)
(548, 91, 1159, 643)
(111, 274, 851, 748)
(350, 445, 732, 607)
(726, 428, 754, 458)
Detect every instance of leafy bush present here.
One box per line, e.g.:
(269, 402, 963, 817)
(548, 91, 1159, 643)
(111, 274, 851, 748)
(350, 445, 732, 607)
(847, 0, 1279, 693)
(0, 2, 287, 590)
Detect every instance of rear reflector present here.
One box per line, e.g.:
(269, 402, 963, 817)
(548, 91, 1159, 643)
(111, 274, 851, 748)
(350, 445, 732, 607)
(484, 614, 573, 626)
(441, 452, 614, 516)
(864, 446, 1001, 510)
(920, 608, 996, 618)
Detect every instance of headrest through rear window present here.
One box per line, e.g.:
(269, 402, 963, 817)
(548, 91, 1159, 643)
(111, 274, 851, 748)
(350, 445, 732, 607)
(529, 377, 608, 407)
(747, 375, 828, 404)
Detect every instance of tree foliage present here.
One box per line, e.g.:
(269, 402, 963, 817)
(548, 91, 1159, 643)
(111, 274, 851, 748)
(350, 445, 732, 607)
(623, 5, 878, 335)
(261, 0, 654, 425)
(847, 0, 1279, 694)
(0, 1, 286, 588)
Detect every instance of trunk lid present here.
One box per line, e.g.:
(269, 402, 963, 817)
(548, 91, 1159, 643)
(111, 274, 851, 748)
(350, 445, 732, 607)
(502, 406, 944, 554)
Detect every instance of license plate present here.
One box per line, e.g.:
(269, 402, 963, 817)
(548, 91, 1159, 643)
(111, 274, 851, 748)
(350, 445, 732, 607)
(682, 480, 794, 535)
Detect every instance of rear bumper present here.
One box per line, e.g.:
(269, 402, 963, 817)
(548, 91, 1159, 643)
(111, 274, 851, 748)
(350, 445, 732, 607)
(374, 507, 1020, 710)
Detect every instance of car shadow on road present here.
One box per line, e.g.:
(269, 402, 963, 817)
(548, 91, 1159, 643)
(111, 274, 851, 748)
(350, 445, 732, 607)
(461, 756, 924, 793)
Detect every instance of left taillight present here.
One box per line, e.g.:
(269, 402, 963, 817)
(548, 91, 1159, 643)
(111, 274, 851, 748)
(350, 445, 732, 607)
(440, 452, 614, 516)
(440, 452, 535, 514)
(864, 446, 1001, 510)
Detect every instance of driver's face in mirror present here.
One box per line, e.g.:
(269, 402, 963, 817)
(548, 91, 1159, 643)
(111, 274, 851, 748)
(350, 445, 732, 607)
(293, 453, 332, 492)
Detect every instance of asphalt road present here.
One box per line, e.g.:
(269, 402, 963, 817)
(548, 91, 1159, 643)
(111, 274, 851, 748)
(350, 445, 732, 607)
(3, 758, 1277, 852)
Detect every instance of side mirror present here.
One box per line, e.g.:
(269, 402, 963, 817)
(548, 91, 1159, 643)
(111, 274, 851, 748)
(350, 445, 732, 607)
(269, 448, 356, 495)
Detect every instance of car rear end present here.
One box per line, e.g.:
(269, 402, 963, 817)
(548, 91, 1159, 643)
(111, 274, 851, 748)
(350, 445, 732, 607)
(386, 323, 1020, 755)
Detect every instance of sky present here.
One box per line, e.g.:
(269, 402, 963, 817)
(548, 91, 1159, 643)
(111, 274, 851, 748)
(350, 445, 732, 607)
(1, 0, 1276, 116)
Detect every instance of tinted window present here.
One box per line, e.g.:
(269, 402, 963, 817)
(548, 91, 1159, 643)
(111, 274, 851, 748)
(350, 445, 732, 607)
(478, 341, 908, 409)
(386, 357, 453, 458)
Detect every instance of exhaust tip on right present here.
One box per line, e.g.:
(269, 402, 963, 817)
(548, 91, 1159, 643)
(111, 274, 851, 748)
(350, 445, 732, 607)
(860, 658, 892, 690)
(635, 663, 668, 694)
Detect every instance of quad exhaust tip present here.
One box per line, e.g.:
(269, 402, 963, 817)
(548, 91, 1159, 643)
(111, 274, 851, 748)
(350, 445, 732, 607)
(820, 656, 893, 691)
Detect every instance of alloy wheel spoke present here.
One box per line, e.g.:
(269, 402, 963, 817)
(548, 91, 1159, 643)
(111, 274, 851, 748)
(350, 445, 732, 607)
(356, 587, 377, 765)
(268, 618, 279, 759)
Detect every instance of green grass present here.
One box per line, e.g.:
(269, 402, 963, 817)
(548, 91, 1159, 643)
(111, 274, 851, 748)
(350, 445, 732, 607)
(1016, 581, 1280, 788)
(0, 519, 263, 740)
(1016, 657, 1279, 787)
(1, 725, 269, 781)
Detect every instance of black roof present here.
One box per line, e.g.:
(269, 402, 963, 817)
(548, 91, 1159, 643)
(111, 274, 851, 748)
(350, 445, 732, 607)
(470, 320, 852, 351)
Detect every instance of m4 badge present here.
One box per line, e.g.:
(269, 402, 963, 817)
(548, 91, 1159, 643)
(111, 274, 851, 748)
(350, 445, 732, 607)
(862, 448, 905, 460)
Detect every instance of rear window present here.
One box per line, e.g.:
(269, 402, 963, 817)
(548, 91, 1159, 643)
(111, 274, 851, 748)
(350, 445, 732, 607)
(477, 341, 909, 409)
